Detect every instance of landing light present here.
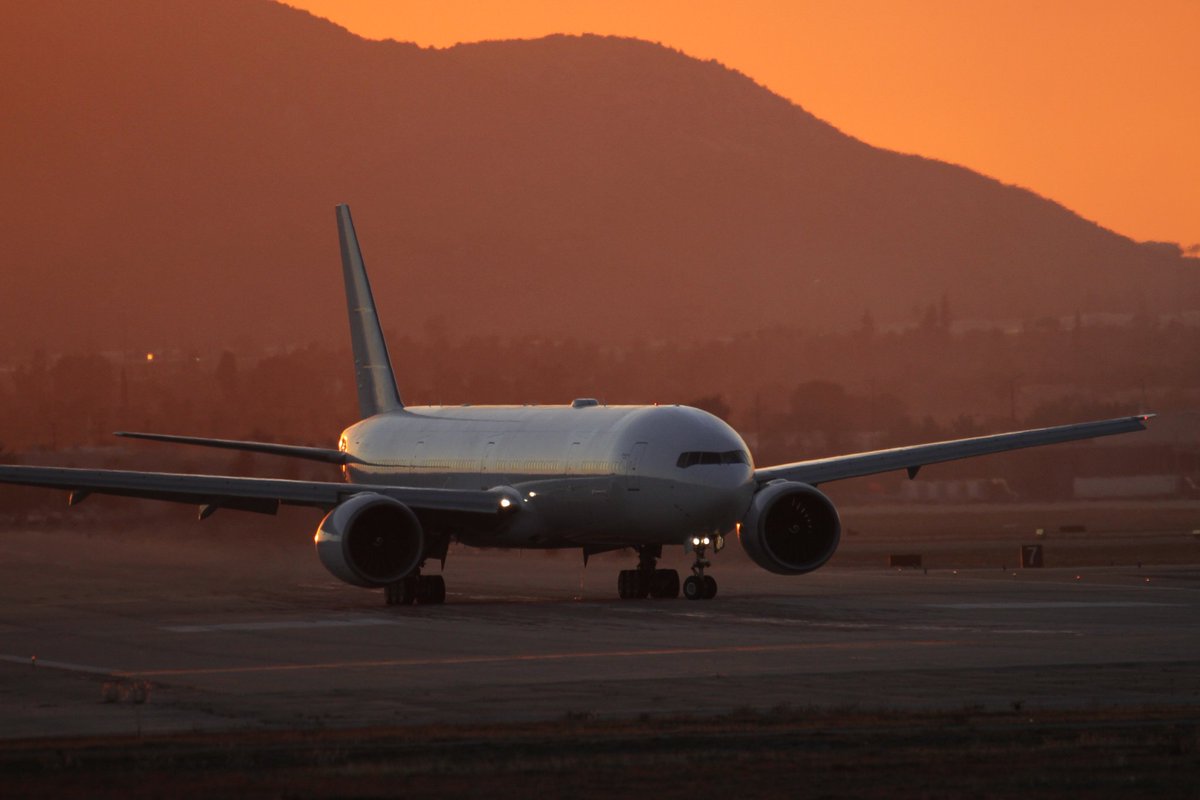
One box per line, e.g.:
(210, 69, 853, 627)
(499, 498, 512, 509)
(528, 491, 537, 498)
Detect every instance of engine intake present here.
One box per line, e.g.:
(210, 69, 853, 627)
(739, 481, 841, 575)
(314, 493, 424, 587)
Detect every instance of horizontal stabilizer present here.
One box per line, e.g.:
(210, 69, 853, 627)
(115, 431, 350, 465)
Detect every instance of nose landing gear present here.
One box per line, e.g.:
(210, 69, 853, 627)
(682, 535, 719, 600)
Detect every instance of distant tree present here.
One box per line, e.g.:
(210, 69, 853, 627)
(864, 391, 909, 437)
(938, 292, 953, 330)
(215, 350, 238, 401)
(859, 308, 876, 339)
(49, 353, 117, 444)
(948, 413, 982, 437)
(788, 380, 853, 432)
(919, 302, 939, 333)
(11, 350, 49, 399)
(1028, 316, 1061, 333)
(1024, 396, 1128, 428)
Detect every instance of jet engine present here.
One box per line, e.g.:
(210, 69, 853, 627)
(739, 481, 841, 575)
(314, 493, 424, 587)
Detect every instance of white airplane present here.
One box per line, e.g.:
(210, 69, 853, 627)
(0, 205, 1153, 605)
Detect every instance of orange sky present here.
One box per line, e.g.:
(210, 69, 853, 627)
(284, 0, 1198, 248)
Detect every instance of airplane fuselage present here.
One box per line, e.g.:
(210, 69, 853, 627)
(340, 403, 756, 548)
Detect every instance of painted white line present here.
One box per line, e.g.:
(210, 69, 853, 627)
(163, 618, 402, 633)
(928, 602, 1179, 610)
(0, 654, 116, 675)
(123, 639, 953, 678)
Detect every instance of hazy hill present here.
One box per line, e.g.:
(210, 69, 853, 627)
(2, 0, 1195, 357)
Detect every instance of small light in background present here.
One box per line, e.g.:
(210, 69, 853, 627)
(145, 352, 155, 362)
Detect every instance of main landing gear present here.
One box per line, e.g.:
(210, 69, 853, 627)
(682, 535, 718, 600)
(384, 573, 446, 606)
(617, 545, 680, 599)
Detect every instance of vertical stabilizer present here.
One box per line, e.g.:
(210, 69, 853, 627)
(336, 204, 404, 417)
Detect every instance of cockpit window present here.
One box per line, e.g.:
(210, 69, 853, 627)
(676, 450, 749, 468)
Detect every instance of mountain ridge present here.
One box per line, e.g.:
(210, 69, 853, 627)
(0, 0, 1193, 357)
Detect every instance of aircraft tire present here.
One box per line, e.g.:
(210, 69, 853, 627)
(385, 579, 417, 606)
(703, 575, 718, 600)
(683, 575, 704, 600)
(617, 569, 633, 599)
(421, 575, 446, 605)
(650, 569, 680, 598)
(415, 575, 446, 605)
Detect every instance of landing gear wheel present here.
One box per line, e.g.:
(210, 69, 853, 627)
(420, 575, 447, 605)
(618, 569, 651, 599)
(415, 575, 447, 605)
(683, 575, 704, 600)
(703, 575, 718, 600)
(385, 575, 445, 606)
(618, 546, 665, 600)
(650, 569, 680, 599)
(384, 579, 416, 606)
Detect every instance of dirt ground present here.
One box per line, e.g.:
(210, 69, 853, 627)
(3, 705, 1198, 799)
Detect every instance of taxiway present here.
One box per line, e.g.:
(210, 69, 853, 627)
(1, 523, 1198, 740)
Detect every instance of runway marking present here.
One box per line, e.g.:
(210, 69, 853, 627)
(117, 640, 951, 678)
(614, 609, 1079, 636)
(928, 602, 1179, 610)
(0, 654, 115, 675)
(163, 618, 403, 633)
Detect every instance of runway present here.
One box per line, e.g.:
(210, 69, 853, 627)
(1, 524, 1198, 740)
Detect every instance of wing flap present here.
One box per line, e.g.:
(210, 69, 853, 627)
(755, 415, 1153, 486)
(0, 465, 508, 515)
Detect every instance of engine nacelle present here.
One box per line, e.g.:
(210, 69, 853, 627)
(739, 481, 841, 575)
(314, 493, 424, 587)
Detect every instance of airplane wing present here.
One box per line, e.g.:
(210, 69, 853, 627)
(114, 431, 350, 464)
(754, 415, 1153, 486)
(0, 465, 513, 518)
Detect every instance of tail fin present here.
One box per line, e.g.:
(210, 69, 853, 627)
(336, 204, 404, 417)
